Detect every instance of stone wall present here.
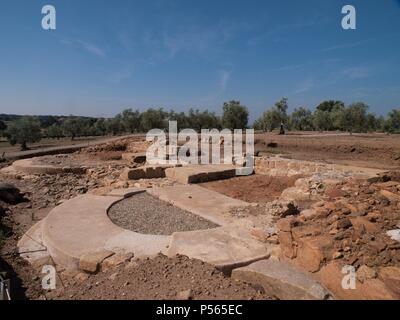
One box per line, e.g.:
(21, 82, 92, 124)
(255, 157, 334, 177)
(255, 156, 383, 178)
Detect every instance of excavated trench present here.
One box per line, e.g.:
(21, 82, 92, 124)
(200, 174, 303, 203)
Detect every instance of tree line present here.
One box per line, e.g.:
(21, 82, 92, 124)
(253, 99, 400, 133)
(0, 99, 399, 150)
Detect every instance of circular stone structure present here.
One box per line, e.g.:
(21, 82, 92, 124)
(108, 192, 219, 235)
(18, 186, 272, 272)
(12, 157, 87, 175)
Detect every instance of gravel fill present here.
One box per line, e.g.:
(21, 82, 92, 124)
(108, 192, 219, 235)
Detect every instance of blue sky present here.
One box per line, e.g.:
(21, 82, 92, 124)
(0, 0, 399, 121)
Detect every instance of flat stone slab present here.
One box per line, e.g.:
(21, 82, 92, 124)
(17, 220, 51, 267)
(104, 230, 170, 256)
(165, 164, 237, 184)
(0, 165, 19, 176)
(121, 152, 146, 164)
(167, 226, 271, 273)
(148, 184, 249, 226)
(12, 158, 87, 175)
(232, 259, 332, 300)
(120, 164, 178, 180)
(387, 229, 400, 242)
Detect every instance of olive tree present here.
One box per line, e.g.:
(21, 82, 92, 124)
(221, 100, 248, 130)
(5, 117, 42, 150)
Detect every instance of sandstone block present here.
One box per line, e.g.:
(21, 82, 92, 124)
(350, 216, 379, 236)
(277, 216, 298, 232)
(296, 236, 334, 272)
(380, 190, 400, 202)
(79, 250, 114, 273)
(379, 266, 400, 296)
(278, 231, 296, 259)
(232, 259, 332, 300)
(101, 252, 134, 271)
(357, 265, 377, 283)
(317, 262, 398, 300)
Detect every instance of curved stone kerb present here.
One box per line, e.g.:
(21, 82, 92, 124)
(42, 194, 169, 269)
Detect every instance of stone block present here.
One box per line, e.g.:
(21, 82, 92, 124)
(277, 216, 298, 232)
(232, 259, 331, 300)
(79, 250, 115, 273)
(122, 152, 146, 164)
(379, 266, 400, 296)
(296, 236, 334, 272)
(350, 216, 379, 236)
(101, 252, 134, 271)
(317, 261, 398, 300)
(380, 190, 400, 202)
(278, 231, 296, 259)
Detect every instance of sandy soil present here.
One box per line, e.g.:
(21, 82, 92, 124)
(255, 132, 400, 169)
(200, 174, 302, 203)
(47, 254, 271, 300)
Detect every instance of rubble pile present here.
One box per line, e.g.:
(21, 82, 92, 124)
(126, 140, 151, 153)
(76, 137, 150, 162)
(75, 138, 125, 161)
(20, 174, 98, 207)
(276, 171, 400, 299)
(80, 138, 130, 154)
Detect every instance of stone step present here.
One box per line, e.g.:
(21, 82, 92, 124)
(232, 259, 333, 300)
(119, 164, 179, 180)
(165, 164, 237, 184)
(167, 226, 272, 274)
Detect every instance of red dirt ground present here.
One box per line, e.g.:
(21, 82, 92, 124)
(200, 174, 302, 203)
(47, 255, 271, 300)
(255, 132, 400, 170)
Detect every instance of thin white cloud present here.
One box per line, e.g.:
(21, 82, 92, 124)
(276, 64, 305, 72)
(109, 67, 134, 84)
(292, 78, 315, 95)
(339, 67, 370, 80)
(162, 28, 219, 60)
(276, 58, 342, 72)
(219, 70, 231, 92)
(60, 39, 106, 58)
(198, 68, 233, 104)
(247, 20, 319, 46)
(76, 40, 106, 58)
(139, 20, 245, 64)
(117, 33, 135, 52)
(319, 39, 374, 53)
